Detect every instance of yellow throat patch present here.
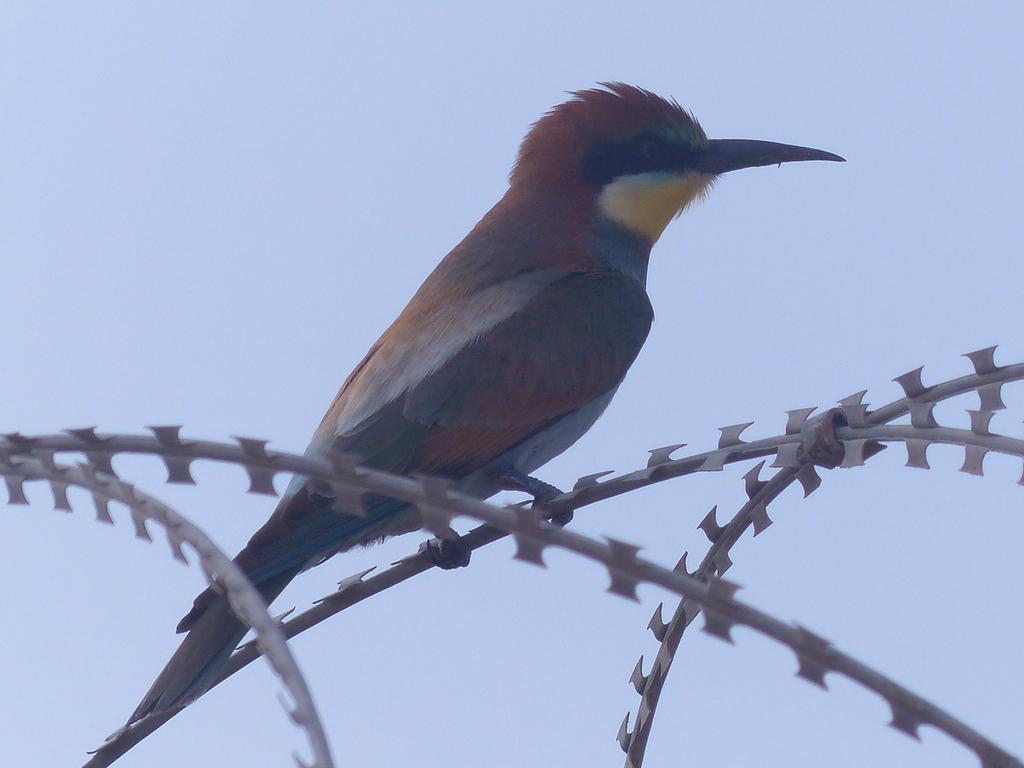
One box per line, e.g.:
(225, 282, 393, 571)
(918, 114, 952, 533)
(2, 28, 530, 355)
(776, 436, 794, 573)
(598, 171, 712, 243)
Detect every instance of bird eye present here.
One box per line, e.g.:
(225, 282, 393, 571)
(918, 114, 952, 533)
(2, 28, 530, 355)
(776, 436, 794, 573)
(639, 137, 664, 163)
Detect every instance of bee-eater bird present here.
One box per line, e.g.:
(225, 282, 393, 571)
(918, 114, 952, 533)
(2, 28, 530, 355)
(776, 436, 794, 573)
(127, 83, 842, 723)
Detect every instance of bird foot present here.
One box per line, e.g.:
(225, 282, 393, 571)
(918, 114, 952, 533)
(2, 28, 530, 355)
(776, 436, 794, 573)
(423, 537, 472, 569)
(497, 468, 572, 526)
(546, 508, 574, 527)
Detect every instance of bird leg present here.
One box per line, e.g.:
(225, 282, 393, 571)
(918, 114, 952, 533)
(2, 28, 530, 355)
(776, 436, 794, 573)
(497, 467, 573, 527)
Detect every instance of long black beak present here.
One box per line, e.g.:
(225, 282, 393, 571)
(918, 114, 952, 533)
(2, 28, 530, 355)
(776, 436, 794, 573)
(696, 139, 845, 174)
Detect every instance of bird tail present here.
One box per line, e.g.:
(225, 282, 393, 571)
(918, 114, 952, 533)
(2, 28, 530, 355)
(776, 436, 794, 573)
(125, 489, 409, 725)
(127, 567, 298, 724)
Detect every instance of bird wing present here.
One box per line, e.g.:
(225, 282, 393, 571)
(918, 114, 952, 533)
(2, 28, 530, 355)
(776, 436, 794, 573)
(331, 268, 654, 475)
(246, 271, 652, 571)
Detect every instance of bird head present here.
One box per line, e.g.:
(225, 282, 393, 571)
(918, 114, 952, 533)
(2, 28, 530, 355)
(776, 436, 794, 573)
(512, 83, 843, 244)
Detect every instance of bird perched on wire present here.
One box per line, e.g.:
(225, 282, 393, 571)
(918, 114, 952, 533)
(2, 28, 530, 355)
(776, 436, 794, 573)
(126, 83, 843, 723)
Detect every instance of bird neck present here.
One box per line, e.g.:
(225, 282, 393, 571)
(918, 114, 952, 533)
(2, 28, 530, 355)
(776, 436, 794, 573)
(588, 214, 653, 285)
(437, 183, 656, 289)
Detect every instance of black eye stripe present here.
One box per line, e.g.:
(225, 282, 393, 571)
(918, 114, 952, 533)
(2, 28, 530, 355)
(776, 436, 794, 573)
(639, 137, 665, 161)
(583, 134, 698, 186)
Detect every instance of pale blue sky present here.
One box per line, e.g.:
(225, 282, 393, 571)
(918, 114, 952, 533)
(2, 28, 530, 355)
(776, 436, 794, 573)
(2, 2, 1023, 767)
